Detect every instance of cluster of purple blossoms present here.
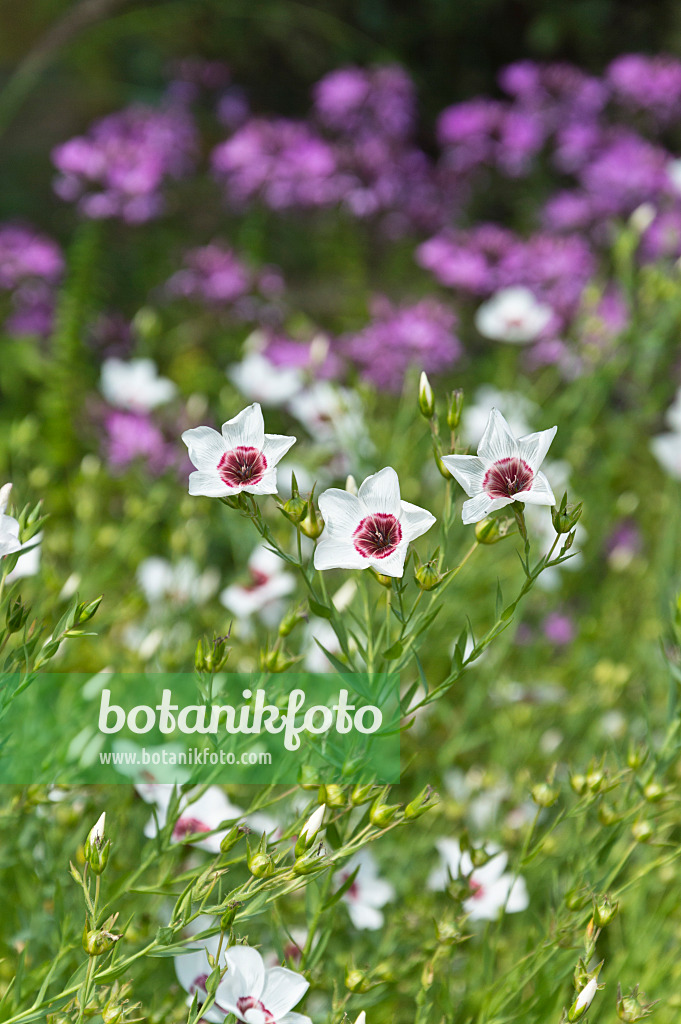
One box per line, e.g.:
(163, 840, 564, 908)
(606, 53, 681, 125)
(341, 297, 461, 392)
(103, 411, 177, 475)
(52, 102, 198, 223)
(417, 226, 595, 325)
(0, 223, 64, 338)
(313, 65, 416, 141)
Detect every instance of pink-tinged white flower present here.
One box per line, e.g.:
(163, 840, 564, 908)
(474, 287, 553, 344)
(136, 556, 219, 606)
(442, 408, 557, 525)
(427, 839, 529, 920)
(220, 544, 296, 628)
(215, 944, 311, 1024)
(0, 484, 23, 559)
(339, 849, 395, 930)
(314, 467, 435, 577)
(100, 357, 177, 411)
(182, 403, 296, 498)
(229, 350, 303, 406)
(138, 784, 276, 852)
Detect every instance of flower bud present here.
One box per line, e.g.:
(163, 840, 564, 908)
(632, 819, 654, 842)
(436, 919, 463, 945)
(369, 794, 400, 827)
(404, 785, 439, 819)
(552, 492, 583, 535)
(474, 516, 512, 544)
(220, 900, 242, 930)
(345, 966, 372, 993)
(6, 597, 29, 634)
(83, 918, 121, 956)
(531, 783, 559, 808)
(278, 604, 307, 638)
(351, 782, 375, 805)
(345, 475, 358, 495)
(565, 886, 591, 911)
(414, 559, 448, 592)
(418, 371, 435, 419)
(295, 804, 325, 856)
(220, 824, 248, 854)
(300, 485, 324, 539)
(598, 803, 620, 826)
(260, 646, 298, 673)
(617, 983, 658, 1021)
(570, 773, 588, 796)
(293, 848, 327, 874)
(353, 1013, 367, 1024)
(280, 496, 308, 524)
(195, 634, 231, 673)
(368, 566, 392, 588)
(84, 812, 110, 875)
(447, 389, 464, 430)
(626, 742, 648, 770)
(247, 849, 274, 878)
(568, 978, 599, 1021)
(319, 783, 345, 808)
(593, 895, 618, 927)
(643, 781, 665, 802)
(77, 595, 103, 624)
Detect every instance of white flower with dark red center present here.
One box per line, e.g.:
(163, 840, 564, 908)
(182, 403, 296, 498)
(175, 933, 228, 1023)
(100, 357, 177, 411)
(214, 945, 311, 1024)
(475, 287, 553, 344)
(0, 483, 23, 559)
(427, 839, 529, 921)
(229, 351, 303, 406)
(339, 849, 395, 930)
(442, 408, 557, 525)
(138, 784, 276, 853)
(220, 545, 296, 627)
(314, 467, 435, 577)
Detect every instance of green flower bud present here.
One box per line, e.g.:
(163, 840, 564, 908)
(260, 647, 298, 673)
(404, 785, 439, 819)
(351, 782, 375, 805)
(414, 559, 448, 592)
(369, 567, 393, 588)
(319, 783, 345, 808)
(531, 783, 559, 808)
(369, 796, 400, 827)
(84, 813, 110, 875)
(300, 488, 324, 539)
(278, 604, 307, 638)
(565, 886, 591, 911)
(598, 803, 620, 826)
(570, 773, 588, 796)
(220, 901, 242, 930)
(626, 742, 648, 770)
(280, 496, 308, 525)
(293, 849, 327, 874)
(436, 919, 463, 945)
(247, 850, 274, 878)
(83, 920, 121, 956)
(220, 824, 248, 854)
(6, 597, 29, 633)
(643, 781, 665, 802)
(632, 819, 654, 842)
(345, 966, 372, 993)
(552, 492, 583, 535)
(447, 389, 464, 430)
(593, 895, 618, 927)
(617, 983, 659, 1021)
(195, 633, 231, 673)
(418, 371, 435, 419)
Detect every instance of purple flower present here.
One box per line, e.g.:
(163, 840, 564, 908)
(416, 225, 516, 295)
(640, 209, 681, 262)
(607, 54, 681, 124)
(103, 411, 176, 474)
(166, 244, 252, 304)
(342, 297, 461, 392)
(52, 102, 198, 223)
(313, 65, 416, 141)
(0, 224, 64, 288)
(6, 282, 56, 339)
(263, 333, 343, 379)
(212, 118, 341, 210)
(543, 612, 575, 646)
(577, 132, 671, 219)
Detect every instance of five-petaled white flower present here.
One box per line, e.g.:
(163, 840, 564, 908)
(220, 545, 296, 627)
(442, 408, 557, 525)
(475, 287, 553, 344)
(176, 941, 312, 1024)
(229, 351, 304, 406)
(0, 483, 23, 559)
(182, 403, 296, 498)
(314, 467, 435, 577)
(427, 838, 529, 921)
(100, 357, 177, 411)
(138, 784, 276, 853)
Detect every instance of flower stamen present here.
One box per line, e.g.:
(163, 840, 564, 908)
(352, 513, 403, 559)
(483, 457, 534, 499)
(218, 446, 267, 487)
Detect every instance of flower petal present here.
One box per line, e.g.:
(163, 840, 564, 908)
(477, 408, 519, 464)
(317, 489, 363, 537)
(368, 545, 408, 578)
(399, 501, 437, 542)
(245, 468, 280, 495)
(516, 471, 555, 506)
(222, 403, 265, 451)
(461, 493, 494, 524)
(517, 426, 557, 473)
(357, 467, 401, 516)
(223, 945, 266, 1000)
(188, 471, 235, 498)
(260, 967, 309, 1018)
(347, 901, 384, 930)
(314, 537, 367, 572)
(440, 455, 486, 496)
(262, 432, 297, 468)
(182, 426, 227, 472)
(279, 1013, 314, 1024)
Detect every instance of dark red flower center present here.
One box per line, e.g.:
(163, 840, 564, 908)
(243, 568, 270, 592)
(353, 513, 402, 559)
(218, 446, 267, 487)
(191, 974, 228, 1015)
(173, 816, 210, 840)
(236, 995, 276, 1023)
(483, 457, 533, 499)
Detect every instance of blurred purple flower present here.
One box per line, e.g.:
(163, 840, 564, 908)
(342, 297, 461, 391)
(543, 612, 575, 646)
(264, 333, 343, 379)
(52, 102, 198, 223)
(607, 54, 681, 124)
(0, 224, 64, 287)
(577, 132, 671, 218)
(103, 411, 176, 474)
(166, 244, 252, 304)
(416, 224, 516, 295)
(640, 209, 681, 262)
(314, 65, 417, 141)
(6, 282, 56, 339)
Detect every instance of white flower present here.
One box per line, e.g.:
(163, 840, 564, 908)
(0, 483, 23, 559)
(136, 556, 219, 605)
(460, 387, 537, 448)
(139, 784, 276, 853)
(215, 944, 311, 1024)
(353, 1014, 366, 1024)
(570, 978, 598, 1019)
(651, 432, 681, 479)
(182, 403, 296, 498)
(475, 287, 553, 344)
(5, 535, 42, 582)
(427, 839, 529, 920)
(220, 544, 296, 627)
(339, 849, 395, 930)
(175, 933, 225, 1023)
(314, 467, 435, 577)
(87, 812, 106, 847)
(287, 383, 370, 454)
(229, 351, 304, 406)
(100, 357, 177, 411)
(442, 408, 557, 525)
